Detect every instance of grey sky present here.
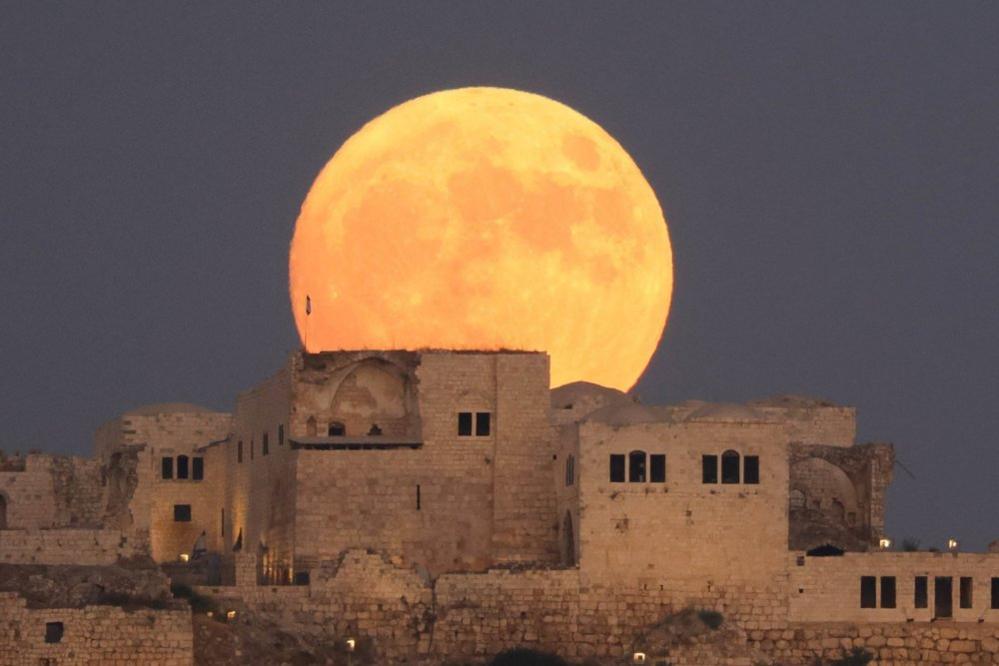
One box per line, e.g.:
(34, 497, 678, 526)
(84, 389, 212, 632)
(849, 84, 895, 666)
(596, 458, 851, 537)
(2, 3, 997, 549)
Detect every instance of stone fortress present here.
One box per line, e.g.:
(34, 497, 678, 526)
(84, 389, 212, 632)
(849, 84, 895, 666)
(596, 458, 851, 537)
(2, 347, 998, 665)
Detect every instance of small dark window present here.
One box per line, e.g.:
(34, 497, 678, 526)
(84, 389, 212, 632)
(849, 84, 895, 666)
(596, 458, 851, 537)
(250, 439, 254, 460)
(161, 457, 173, 480)
(221, 508, 225, 537)
(650, 454, 666, 482)
(721, 450, 740, 484)
(278, 424, 285, 446)
(174, 504, 192, 522)
(192, 457, 204, 481)
(610, 454, 625, 482)
(991, 578, 999, 609)
(960, 577, 973, 609)
(744, 456, 760, 484)
(328, 422, 345, 436)
(565, 455, 575, 487)
(294, 571, 310, 585)
(629, 450, 647, 482)
(45, 621, 64, 644)
(237, 440, 243, 463)
(262, 432, 269, 456)
(702, 455, 718, 484)
(176, 455, 189, 479)
(475, 412, 491, 436)
(880, 576, 897, 608)
(915, 576, 928, 608)
(860, 576, 877, 608)
(368, 424, 383, 436)
(458, 412, 473, 436)
(416, 484, 421, 511)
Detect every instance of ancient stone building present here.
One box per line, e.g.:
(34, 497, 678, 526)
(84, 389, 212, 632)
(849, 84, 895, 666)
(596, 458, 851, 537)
(1, 349, 997, 664)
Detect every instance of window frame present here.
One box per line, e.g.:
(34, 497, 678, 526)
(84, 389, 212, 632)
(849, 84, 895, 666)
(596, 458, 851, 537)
(457, 412, 473, 437)
(173, 504, 192, 522)
(721, 450, 740, 484)
(702, 455, 718, 484)
(914, 576, 928, 609)
(744, 455, 760, 484)
(192, 457, 204, 481)
(960, 576, 973, 609)
(161, 457, 173, 480)
(650, 454, 666, 483)
(860, 575, 877, 608)
(628, 450, 647, 483)
(609, 454, 625, 483)
(176, 455, 189, 480)
(475, 412, 491, 436)
(880, 576, 897, 608)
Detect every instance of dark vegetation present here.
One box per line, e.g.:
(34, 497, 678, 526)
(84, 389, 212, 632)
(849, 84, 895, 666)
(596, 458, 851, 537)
(813, 647, 874, 666)
(489, 648, 568, 666)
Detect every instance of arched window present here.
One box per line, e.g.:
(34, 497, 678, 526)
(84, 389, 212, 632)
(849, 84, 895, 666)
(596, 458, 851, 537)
(565, 455, 575, 487)
(176, 455, 190, 480)
(629, 450, 647, 483)
(721, 450, 740, 484)
(789, 488, 806, 510)
(328, 422, 345, 436)
(306, 416, 317, 437)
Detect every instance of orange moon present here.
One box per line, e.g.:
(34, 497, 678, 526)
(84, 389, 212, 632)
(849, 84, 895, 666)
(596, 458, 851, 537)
(289, 87, 672, 391)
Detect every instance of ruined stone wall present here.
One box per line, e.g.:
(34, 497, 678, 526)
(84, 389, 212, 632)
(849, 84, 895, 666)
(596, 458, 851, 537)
(577, 419, 792, 591)
(0, 528, 136, 565)
(0, 591, 192, 665)
(0, 454, 107, 530)
(789, 551, 999, 623)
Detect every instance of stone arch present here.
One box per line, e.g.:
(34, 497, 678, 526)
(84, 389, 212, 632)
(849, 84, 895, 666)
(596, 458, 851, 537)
(790, 457, 859, 526)
(330, 359, 411, 437)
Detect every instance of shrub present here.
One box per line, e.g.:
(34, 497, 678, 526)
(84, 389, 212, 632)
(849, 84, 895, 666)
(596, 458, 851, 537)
(901, 538, 921, 552)
(170, 582, 219, 615)
(697, 609, 724, 629)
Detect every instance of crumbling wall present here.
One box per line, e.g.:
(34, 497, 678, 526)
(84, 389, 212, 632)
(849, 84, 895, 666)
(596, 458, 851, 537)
(0, 529, 137, 565)
(789, 442, 894, 551)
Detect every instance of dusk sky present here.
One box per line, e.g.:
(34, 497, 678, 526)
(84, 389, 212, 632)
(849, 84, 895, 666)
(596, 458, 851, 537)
(2, 3, 997, 549)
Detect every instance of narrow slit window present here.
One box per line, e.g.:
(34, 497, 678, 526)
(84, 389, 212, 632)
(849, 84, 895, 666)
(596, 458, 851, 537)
(262, 432, 269, 456)
(250, 439, 254, 460)
(416, 484, 421, 510)
(565, 455, 575, 487)
(880, 576, 897, 608)
(702, 455, 718, 484)
(237, 440, 243, 463)
(278, 424, 285, 446)
(991, 578, 999, 609)
(744, 455, 760, 484)
(914, 576, 928, 608)
(721, 450, 740, 484)
(458, 412, 473, 437)
(161, 457, 173, 480)
(221, 508, 225, 537)
(176, 455, 189, 479)
(860, 576, 877, 608)
(628, 450, 647, 483)
(192, 457, 204, 481)
(475, 412, 491, 436)
(650, 454, 666, 483)
(174, 504, 192, 522)
(609, 454, 625, 483)
(960, 577, 973, 609)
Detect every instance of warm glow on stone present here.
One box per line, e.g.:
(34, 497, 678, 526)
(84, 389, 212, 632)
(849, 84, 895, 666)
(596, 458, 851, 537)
(289, 87, 673, 390)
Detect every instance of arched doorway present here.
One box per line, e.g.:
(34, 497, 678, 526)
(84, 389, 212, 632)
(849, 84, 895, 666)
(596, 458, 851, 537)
(562, 511, 576, 566)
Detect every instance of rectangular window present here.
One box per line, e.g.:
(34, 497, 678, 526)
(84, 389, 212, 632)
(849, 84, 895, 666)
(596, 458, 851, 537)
(221, 507, 225, 537)
(192, 457, 204, 481)
(278, 424, 284, 447)
(45, 622, 64, 644)
(744, 456, 760, 484)
(416, 484, 421, 511)
(702, 455, 718, 484)
(880, 576, 897, 608)
(914, 576, 928, 608)
(650, 454, 666, 482)
(176, 456, 189, 479)
(610, 454, 625, 482)
(237, 440, 243, 463)
(174, 504, 192, 522)
(992, 578, 999, 609)
(250, 439, 254, 460)
(458, 412, 473, 436)
(262, 432, 269, 456)
(161, 457, 173, 480)
(475, 412, 491, 436)
(960, 577, 973, 609)
(860, 576, 877, 608)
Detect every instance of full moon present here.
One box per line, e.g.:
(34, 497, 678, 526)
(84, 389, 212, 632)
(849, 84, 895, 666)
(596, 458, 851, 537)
(289, 87, 672, 391)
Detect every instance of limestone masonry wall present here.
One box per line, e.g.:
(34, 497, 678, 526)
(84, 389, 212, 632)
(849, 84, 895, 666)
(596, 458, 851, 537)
(0, 592, 193, 665)
(0, 528, 135, 565)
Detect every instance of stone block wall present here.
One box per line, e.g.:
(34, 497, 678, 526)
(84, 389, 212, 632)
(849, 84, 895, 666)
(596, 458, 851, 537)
(0, 592, 193, 665)
(0, 528, 135, 565)
(0, 454, 105, 530)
